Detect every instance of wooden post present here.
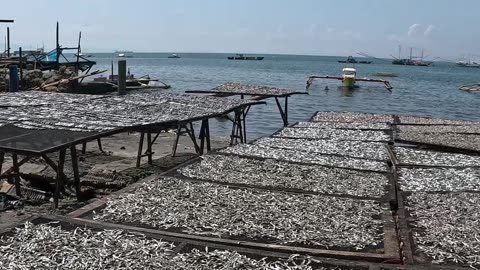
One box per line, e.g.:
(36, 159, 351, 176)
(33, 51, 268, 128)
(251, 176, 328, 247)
(6, 27, 10, 57)
(8, 65, 19, 92)
(55, 22, 60, 69)
(118, 60, 126, 95)
(18, 47, 23, 90)
(76, 31, 81, 74)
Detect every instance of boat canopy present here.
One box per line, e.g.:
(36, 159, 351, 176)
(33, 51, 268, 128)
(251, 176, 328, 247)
(342, 68, 356, 75)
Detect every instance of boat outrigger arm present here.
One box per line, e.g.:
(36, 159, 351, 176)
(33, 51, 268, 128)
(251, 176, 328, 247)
(306, 75, 393, 91)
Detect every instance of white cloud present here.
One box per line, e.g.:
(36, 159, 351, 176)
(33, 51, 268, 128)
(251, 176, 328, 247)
(424, 25, 436, 37)
(407, 23, 421, 37)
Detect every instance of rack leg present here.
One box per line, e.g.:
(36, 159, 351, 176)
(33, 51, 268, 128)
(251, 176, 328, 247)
(187, 122, 200, 154)
(205, 119, 211, 152)
(199, 120, 206, 155)
(0, 152, 4, 175)
(54, 149, 66, 208)
(12, 154, 21, 197)
(70, 146, 81, 201)
(97, 139, 103, 152)
(172, 125, 183, 157)
(136, 132, 145, 168)
(274, 97, 288, 126)
(147, 132, 153, 165)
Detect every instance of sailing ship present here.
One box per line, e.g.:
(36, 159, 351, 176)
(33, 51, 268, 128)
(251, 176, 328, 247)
(391, 46, 432, 66)
(456, 55, 480, 68)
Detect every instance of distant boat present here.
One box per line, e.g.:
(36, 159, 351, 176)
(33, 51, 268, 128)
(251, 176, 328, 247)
(391, 46, 431, 66)
(338, 56, 372, 64)
(373, 72, 398, 77)
(456, 61, 480, 68)
(75, 53, 93, 58)
(306, 66, 393, 90)
(228, 54, 264, 60)
(168, 53, 181, 58)
(117, 53, 132, 58)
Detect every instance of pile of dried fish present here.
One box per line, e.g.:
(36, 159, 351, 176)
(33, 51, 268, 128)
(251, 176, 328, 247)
(0, 222, 345, 269)
(311, 112, 393, 123)
(174, 250, 342, 270)
(398, 115, 480, 125)
(406, 192, 480, 268)
(394, 147, 480, 167)
(0, 91, 259, 132)
(397, 124, 480, 134)
(398, 167, 480, 192)
(221, 144, 388, 172)
(0, 221, 177, 269)
(254, 137, 388, 160)
(95, 177, 384, 250)
(211, 82, 301, 96)
(274, 127, 391, 142)
(294, 121, 391, 130)
(396, 131, 480, 152)
(179, 155, 389, 198)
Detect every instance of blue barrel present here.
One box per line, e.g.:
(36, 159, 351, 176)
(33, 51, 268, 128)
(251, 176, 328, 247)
(9, 65, 19, 92)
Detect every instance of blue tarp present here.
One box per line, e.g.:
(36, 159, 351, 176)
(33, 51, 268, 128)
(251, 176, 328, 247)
(38, 49, 57, 63)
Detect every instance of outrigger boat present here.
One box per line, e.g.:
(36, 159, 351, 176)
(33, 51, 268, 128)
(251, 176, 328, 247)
(306, 67, 393, 90)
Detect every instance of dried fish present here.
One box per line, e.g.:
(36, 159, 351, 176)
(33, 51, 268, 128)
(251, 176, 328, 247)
(221, 144, 389, 172)
(174, 250, 347, 269)
(95, 177, 384, 250)
(294, 121, 391, 130)
(398, 167, 480, 192)
(0, 221, 344, 269)
(0, 91, 258, 132)
(254, 137, 388, 160)
(398, 115, 480, 125)
(406, 192, 480, 268)
(396, 131, 480, 152)
(179, 155, 389, 198)
(311, 112, 393, 123)
(394, 147, 480, 167)
(397, 124, 480, 134)
(0, 221, 177, 269)
(211, 82, 302, 96)
(174, 249, 343, 269)
(274, 127, 391, 142)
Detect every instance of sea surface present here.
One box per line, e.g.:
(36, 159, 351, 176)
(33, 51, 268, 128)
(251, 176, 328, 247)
(88, 53, 480, 138)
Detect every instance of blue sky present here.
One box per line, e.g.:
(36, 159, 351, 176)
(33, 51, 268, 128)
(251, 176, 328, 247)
(1, 0, 478, 59)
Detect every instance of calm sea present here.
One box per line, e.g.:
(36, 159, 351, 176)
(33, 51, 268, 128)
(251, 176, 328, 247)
(89, 53, 480, 138)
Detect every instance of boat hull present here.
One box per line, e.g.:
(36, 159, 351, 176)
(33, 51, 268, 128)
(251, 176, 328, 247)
(342, 78, 355, 89)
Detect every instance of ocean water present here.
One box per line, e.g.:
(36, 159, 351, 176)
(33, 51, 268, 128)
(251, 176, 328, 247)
(89, 53, 480, 138)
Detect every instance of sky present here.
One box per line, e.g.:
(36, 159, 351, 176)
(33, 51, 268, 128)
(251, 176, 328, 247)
(1, 0, 479, 59)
